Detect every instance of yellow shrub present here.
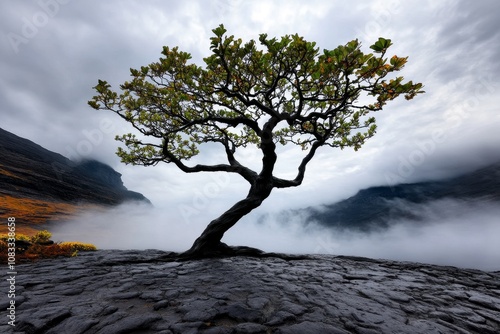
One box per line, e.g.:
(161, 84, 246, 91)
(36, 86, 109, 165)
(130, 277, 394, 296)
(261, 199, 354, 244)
(59, 242, 97, 252)
(0, 230, 97, 262)
(0, 233, 31, 243)
(31, 230, 52, 244)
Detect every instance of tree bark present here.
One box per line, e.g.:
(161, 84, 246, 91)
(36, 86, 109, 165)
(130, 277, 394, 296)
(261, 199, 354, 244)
(181, 177, 273, 258)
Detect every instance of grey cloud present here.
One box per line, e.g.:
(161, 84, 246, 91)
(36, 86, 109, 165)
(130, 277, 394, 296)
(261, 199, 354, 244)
(431, 0, 500, 83)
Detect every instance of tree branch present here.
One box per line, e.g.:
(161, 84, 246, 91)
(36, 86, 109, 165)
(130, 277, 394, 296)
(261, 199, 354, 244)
(162, 138, 257, 184)
(272, 140, 323, 188)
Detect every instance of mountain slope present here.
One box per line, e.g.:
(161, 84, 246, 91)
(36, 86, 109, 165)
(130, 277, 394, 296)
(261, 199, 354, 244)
(299, 162, 500, 231)
(0, 127, 149, 233)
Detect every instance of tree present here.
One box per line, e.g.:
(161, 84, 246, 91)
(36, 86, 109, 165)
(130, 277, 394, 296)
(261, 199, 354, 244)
(89, 25, 423, 258)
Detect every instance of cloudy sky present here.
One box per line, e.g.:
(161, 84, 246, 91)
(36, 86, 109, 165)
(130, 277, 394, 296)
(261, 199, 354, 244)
(1, 1, 500, 268)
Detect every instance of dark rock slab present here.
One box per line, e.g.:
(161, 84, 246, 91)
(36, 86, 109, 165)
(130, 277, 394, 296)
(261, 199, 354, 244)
(276, 321, 350, 334)
(1, 249, 499, 333)
(16, 306, 71, 333)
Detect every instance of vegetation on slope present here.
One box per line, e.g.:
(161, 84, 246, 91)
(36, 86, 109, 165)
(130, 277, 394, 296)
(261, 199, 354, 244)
(0, 230, 97, 262)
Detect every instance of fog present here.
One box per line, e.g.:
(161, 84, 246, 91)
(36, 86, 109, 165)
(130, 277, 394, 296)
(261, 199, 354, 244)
(52, 197, 500, 272)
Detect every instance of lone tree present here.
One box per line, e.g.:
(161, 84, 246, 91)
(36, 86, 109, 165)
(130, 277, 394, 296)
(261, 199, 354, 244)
(89, 25, 423, 258)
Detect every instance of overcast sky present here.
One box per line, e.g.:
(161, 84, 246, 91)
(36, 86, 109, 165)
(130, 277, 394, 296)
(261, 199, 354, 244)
(2, 1, 500, 267)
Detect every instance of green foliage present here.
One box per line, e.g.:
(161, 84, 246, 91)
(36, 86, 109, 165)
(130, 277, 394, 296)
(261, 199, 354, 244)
(369, 37, 392, 53)
(89, 24, 423, 178)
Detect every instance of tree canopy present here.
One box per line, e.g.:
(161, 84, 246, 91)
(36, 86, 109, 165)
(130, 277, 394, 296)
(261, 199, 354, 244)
(89, 25, 423, 257)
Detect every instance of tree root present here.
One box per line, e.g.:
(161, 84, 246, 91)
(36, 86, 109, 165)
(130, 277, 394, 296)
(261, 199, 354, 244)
(156, 242, 311, 262)
(93, 243, 311, 267)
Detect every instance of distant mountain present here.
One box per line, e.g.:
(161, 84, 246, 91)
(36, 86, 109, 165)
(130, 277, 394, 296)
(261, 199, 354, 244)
(0, 128, 149, 231)
(294, 162, 500, 232)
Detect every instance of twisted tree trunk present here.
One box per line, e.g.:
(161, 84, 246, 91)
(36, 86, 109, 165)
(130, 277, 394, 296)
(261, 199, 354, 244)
(181, 177, 273, 258)
(180, 119, 281, 258)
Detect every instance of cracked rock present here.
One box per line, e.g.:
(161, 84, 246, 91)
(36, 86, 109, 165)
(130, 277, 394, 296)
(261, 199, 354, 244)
(1, 249, 499, 333)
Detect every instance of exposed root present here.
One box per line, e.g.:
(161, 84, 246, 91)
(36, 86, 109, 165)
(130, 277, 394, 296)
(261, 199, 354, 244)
(93, 243, 311, 267)
(158, 242, 311, 262)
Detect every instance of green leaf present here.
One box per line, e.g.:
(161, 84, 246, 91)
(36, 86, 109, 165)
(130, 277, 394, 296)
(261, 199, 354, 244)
(212, 24, 227, 37)
(370, 37, 392, 53)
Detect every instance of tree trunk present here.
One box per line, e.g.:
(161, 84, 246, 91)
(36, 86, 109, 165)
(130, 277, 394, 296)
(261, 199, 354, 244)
(181, 178, 273, 258)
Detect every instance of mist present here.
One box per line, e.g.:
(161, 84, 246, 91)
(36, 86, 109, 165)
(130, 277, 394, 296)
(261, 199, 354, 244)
(51, 197, 500, 272)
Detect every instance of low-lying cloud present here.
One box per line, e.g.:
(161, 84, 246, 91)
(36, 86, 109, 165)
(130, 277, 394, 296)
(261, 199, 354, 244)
(51, 198, 500, 272)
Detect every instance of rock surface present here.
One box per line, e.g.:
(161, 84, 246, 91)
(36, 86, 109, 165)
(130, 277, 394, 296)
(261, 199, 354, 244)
(1, 250, 499, 333)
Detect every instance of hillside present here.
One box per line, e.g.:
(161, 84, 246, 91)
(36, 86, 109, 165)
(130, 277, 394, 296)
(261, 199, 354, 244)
(0, 128, 149, 234)
(296, 162, 500, 232)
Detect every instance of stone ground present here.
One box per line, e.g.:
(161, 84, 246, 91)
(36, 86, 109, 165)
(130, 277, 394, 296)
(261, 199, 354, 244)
(1, 249, 499, 334)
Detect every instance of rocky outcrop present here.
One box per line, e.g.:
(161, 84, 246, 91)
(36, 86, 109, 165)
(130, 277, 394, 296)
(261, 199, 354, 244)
(2, 250, 499, 333)
(0, 127, 149, 205)
(0, 128, 149, 231)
